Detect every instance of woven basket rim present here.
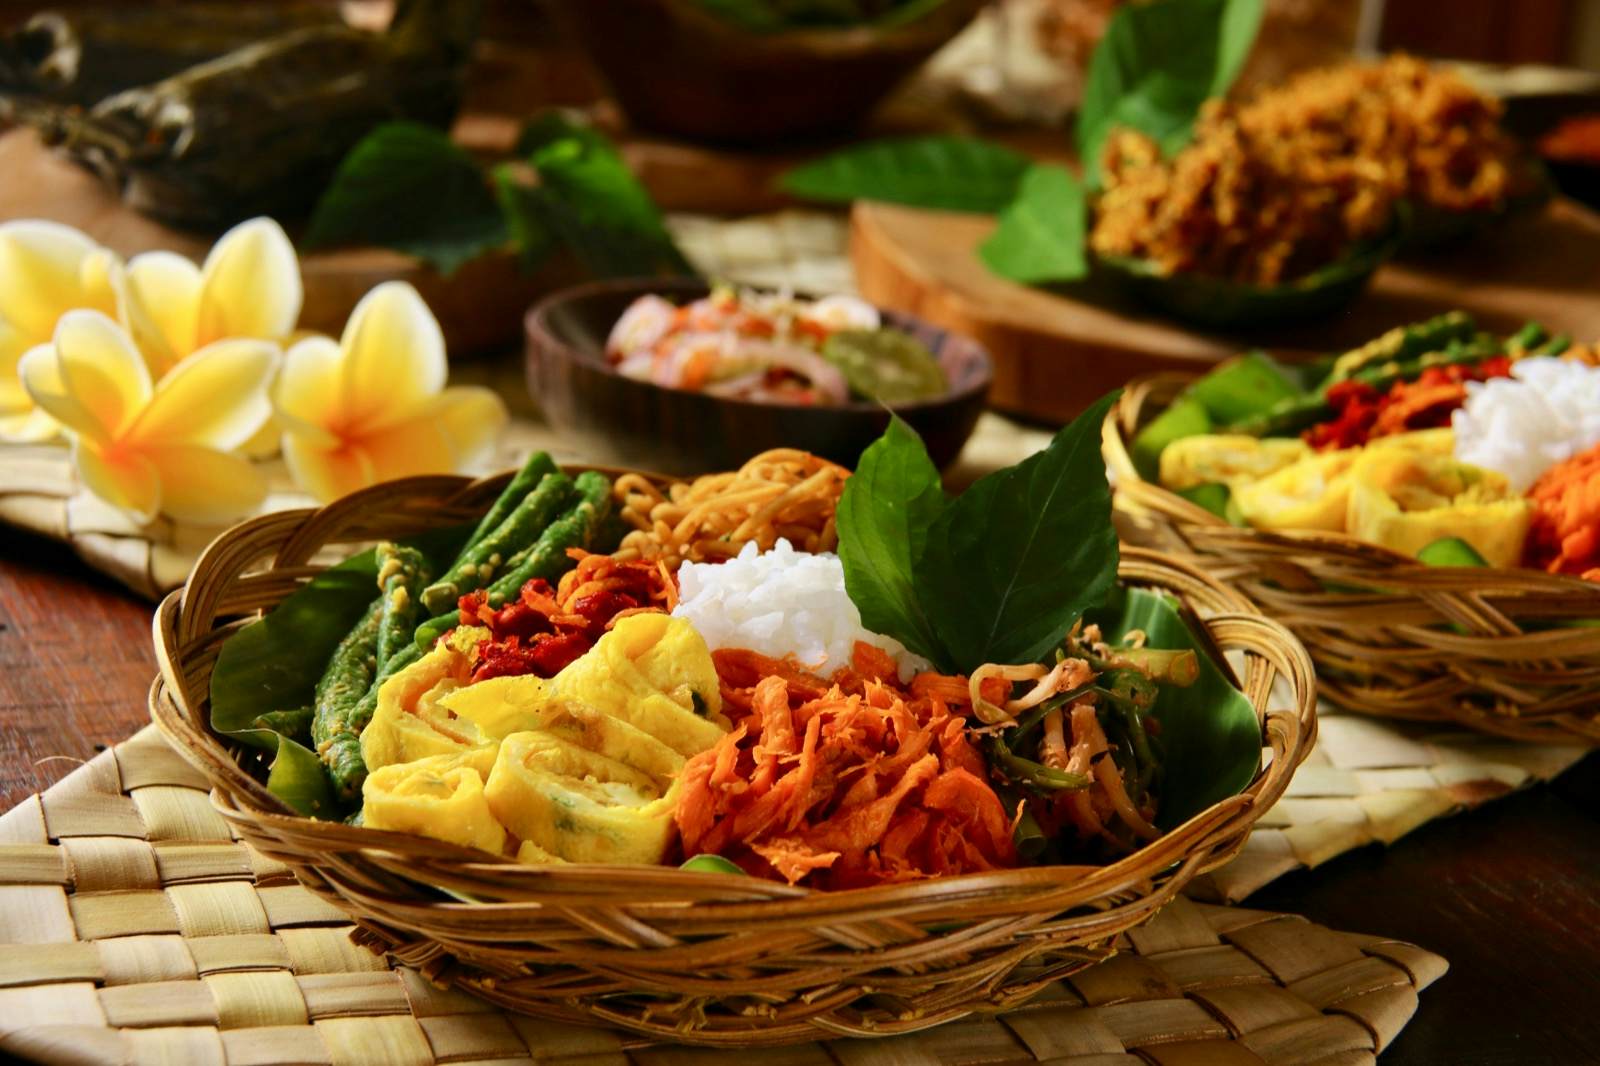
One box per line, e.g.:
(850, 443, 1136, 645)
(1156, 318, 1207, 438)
(151, 467, 1314, 902)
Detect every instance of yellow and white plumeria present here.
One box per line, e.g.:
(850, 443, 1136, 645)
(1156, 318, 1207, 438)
(0, 221, 128, 442)
(8, 217, 505, 521)
(274, 280, 507, 503)
(18, 311, 280, 523)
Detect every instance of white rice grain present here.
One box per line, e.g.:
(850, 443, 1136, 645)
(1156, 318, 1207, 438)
(1453, 357, 1600, 492)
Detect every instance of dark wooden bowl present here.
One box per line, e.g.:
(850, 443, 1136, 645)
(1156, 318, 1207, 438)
(551, 0, 988, 145)
(525, 278, 992, 476)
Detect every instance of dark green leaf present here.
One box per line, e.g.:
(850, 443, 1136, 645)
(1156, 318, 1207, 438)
(917, 393, 1120, 672)
(518, 117, 694, 279)
(209, 525, 472, 815)
(1084, 586, 1259, 829)
(1130, 394, 1210, 482)
(1418, 536, 1489, 568)
(979, 165, 1089, 284)
(491, 165, 558, 272)
(1174, 483, 1231, 522)
(303, 122, 509, 276)
(837, 414, 950, 667)
(1075, 0, 1264, 185)
(1187, 351, 1300, 424)
(265, 736, 339, 819)
(679, 854, 748, 875)
(781, 136, 1032, 213)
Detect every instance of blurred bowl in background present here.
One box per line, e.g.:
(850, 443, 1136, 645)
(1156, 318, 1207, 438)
(526, 278, 992, 476)
(552, 0, 988, 145)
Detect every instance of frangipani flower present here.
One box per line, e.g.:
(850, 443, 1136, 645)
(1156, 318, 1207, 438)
(126, 217, 303, 374)
(18, 310, 280, 524)
(274, 281, 507, 502)
(0, 221, 126, 442)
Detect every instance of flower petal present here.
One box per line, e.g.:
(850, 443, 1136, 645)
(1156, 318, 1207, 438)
(52, 310, 153, 439)
(339, 281, 446, 432)
(354, 409, 458, 483)
(128, 250, 203, 361)
(195, 217, 302, 347)
(0, 220, 101, 340)
(74, 437, 160, 523)
(428, 385, 508, 468)
(17, 343, 99, 441)
(0, 406, 59, 443)
(144, 444, 267, 523)
(282, 432, 375, 503)
(130, 338, 279, 451)
(272, 335, 345, 445)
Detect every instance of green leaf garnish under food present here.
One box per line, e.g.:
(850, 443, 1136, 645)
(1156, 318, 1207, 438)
(1131, 394, 1211, 482)
(1187, 351, 1300, 425)
(979, 165, 1089, 284)
(679, 854, 748, 875)
(1418, 536, 1489, 568)
(836, 415, 948, 666)
(840, 395, 1120, 675)
(303, 122, 510, 276)
(1075, 0, 1264, 186)
(1083, 587, 1260, 829)
(1175, 482, 1244, 525)
(780, 136, 1033, 213)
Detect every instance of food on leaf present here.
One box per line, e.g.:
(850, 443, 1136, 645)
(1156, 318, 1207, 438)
(359, 628, 488, 774)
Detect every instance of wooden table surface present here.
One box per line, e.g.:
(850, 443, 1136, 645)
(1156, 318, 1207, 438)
(3, 526, 1598, 1065)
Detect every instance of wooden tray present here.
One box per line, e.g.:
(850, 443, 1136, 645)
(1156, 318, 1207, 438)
(0, 128, 571, 357)
(0, 725, 1446, 1064)
(851, 198, 1600, 424)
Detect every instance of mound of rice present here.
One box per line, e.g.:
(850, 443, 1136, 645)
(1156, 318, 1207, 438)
(672, 539, 931, 683)
(1453, 357, 1600, 492)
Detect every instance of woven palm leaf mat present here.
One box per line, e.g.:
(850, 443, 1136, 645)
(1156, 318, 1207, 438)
(0, 726, 1449, 1066)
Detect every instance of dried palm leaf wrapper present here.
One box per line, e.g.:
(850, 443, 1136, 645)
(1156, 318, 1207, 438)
(0, 0, 480, 228)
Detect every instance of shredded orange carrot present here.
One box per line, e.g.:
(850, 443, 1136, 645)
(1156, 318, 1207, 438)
(1526, 441, 1600, 580)
(675, 641, 1017, 889)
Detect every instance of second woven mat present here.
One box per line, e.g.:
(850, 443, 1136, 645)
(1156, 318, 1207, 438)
(0, 725, 1446, 1066)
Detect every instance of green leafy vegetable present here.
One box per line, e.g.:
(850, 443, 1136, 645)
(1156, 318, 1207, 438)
(209, 525, 471, 816)
(502, 116, 693, 279)
(920, 393, 1120, 670)
(1175, 483, 1244, 525)
(780, 136, 1033, 213)
(679, 854, 748, 875)
(1130, 394, 1210, 482)
(840, 395, 1121, 675)
(836, 415, 948, 664)
(979, 165, 1089, 284)
(303, 122, 509, 276)
(1075, 0, 1264, 186)
(1187, 351, 1299, 424)
(1418, 537, 1489, 568)
(1083, 586, 1260, 828)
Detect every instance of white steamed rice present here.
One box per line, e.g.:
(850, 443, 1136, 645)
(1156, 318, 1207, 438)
(1452, 357, 1600, 492)
(672, 538, 931, 683)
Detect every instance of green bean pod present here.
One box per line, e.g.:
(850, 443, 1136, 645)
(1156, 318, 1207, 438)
(310, 600, 381, 760)
(323, 640, 425, 799)
(463, 451, 558, 555)
(420, 472, 577, 615)
(414, 609, 461, 651)
(484, 472, 612, 606)
(374, 543, 429, 673)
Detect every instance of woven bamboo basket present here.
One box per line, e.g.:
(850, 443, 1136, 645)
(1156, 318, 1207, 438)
(1105, 374, 1600, 745)
(149, 468, 1317, 1047)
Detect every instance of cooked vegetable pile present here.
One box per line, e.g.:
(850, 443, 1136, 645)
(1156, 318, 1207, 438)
(1133, 312, 1600, 579)
(209, 401, 1262, 887)
(606, 286, 947, 405)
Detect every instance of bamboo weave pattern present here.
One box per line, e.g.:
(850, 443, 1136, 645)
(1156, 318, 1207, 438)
(0, 725, 1445, 1066)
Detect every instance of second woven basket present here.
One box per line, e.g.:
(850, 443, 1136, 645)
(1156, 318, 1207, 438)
(1105, 374, 1600, 745)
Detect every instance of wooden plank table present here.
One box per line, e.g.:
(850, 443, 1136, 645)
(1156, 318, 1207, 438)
(2, 524, 1596, 1065)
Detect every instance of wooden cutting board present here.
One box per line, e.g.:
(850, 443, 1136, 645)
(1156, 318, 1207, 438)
(851, 197, 1600, 424)
(0, 127, 572, 357)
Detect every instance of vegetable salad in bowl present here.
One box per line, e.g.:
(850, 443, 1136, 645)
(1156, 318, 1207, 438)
(606, 284, 947, 405)
(208, 397, 1271, 886)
